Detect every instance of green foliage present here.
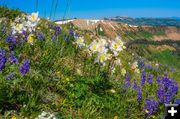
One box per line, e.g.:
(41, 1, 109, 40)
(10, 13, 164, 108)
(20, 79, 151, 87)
(0, 7, 22, 20)
(150, 50, 180, 67)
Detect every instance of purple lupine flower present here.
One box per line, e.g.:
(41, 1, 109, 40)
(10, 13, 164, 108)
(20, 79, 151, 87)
(169, 66, 174, 72)
(8, 52, 18, 64)
(65, 36, 69, 42)
(164, 93, 171, 104)
(146, 64, 152, 70)
(54, 26, 61, 36)
(0, 48, 6, 56)
(8, 44, 16, 51)
(6, 35, 18, 51)
(156, 85, 165, 103)
(161, 75, 171, 88)
(51, 35, 55, 42)
(19, 59, 30, 76)
(140, 70, 146, 86)
(69, 29, 74, 36)
(136, 86, 142, 102)
(133, 79, 137, 90)
(1, 25, 6, 34)
(125, 74, 131, 88)
(156, 74, 178, 104)
(0, 56, 6, 71)
(156, 76, 161, 84)
(147, 74, 153, 84)
(0, 48, 7, 71)
(175, 98, 180, 104)
(38, 31, 44, 41)
(6, 35, 17, 44)
(6, 73, 15, 80)
(144, 97, 159, 115)
(75, 32, 79, 38)
(164, 72, 168, 77)
(168, 79, 178, 97)
(22, 31, 28, 40)
(138, 59, 145, 68)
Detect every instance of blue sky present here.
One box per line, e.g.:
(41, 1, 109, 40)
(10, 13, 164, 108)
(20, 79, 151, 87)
(1, 0, 180, 20)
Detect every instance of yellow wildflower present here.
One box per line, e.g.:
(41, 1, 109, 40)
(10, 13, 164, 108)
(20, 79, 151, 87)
(107, 53, 113, 60)
(114, 115, 118, 119)
(27, 34, 34, 45)
(100, 54, 106, 63)
(123, 46, 126, 49)
(37, 27, 41, 30)
(12, 116, 16, 119)
(66, 78, 70, 81)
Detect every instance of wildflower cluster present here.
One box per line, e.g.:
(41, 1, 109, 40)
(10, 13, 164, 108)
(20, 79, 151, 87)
(0, 48, 6, 71)
(19, 59, 30, 76)
(124, 70, 178, 116)
(6, 73, 15, 80)
(10, 12, 40, 45)
(74, 36, 126, 66)
(136, 86, 143, 102)
(11, 12, 39, 34)
(8, 52, 18, 64)
(131, 61, 140, 73)
(156, 73, 178, 104)
(73, 37, 86, 48)
(0, 12, 40, 77)
(125, 73, 131, 88)
(51, 26, 62, 43)
(144, 97, 159, 115)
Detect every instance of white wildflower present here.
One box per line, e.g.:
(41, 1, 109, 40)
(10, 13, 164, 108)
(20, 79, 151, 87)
(155, 63, 159, 67)
(110, 89, 116, 93)
(28, 12, 40, 23)
(11, 12, 40, 34)
(109, 37, 124, 56)
(12, 23, 25, 34)
(135, 68, 140, 74)
(100, 27, 103, 31)
(74, 37, 86, 48)
(111, 67, 116, 74)
(36, 111, 57, 119)
(131, 61, 140, 73)
(89, 40, 100, 53)
(24, 12, 40, 32)
(131, 61, 138, 70)
(114, 59, 122, 66)
(121, 68, 127, 76)
(95, 53, 108, 65)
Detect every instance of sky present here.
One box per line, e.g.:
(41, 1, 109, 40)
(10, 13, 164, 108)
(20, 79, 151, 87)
(0, 0, 180, 20)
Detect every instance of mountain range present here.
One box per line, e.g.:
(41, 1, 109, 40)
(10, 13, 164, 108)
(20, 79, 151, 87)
(55, 19, 180, 41)
(104, 16, 180, 26)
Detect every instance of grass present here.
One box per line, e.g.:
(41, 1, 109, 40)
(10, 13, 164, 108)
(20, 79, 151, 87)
(149, 50, 180, 67)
